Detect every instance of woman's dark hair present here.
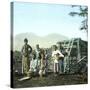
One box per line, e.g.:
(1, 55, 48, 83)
(24, 38, 28, 42)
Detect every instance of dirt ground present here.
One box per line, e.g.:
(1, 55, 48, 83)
(13, 73, 88, 88)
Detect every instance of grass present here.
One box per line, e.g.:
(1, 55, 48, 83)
(13, 73, 87, 88)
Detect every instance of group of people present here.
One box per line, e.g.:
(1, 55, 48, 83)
(21, 38, 66, 78)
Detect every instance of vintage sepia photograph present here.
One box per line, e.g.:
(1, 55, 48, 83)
(11, 1, 88, 88)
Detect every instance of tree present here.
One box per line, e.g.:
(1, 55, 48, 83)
(69, 5, 88, 32)
(13, 51, 22, 62)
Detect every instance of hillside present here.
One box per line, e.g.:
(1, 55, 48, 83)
(13, 33, 68, 51)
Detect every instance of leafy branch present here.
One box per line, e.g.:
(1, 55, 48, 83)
(69, 6, 88, 32)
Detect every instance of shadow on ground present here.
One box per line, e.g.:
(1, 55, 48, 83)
(13, 73, 87, 88)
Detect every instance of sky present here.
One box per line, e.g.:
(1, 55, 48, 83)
(13, 2, 87, 41)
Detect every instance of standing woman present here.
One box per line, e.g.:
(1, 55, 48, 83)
(35, 44, 41, 72)
(39, 49, 46, 77)
(52, 45, 64, 76)
(21, 38, 32, 77)
(56, 42, 64, 74)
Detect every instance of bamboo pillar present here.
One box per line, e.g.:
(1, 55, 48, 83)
(77, 39, 81, 61)
(39, 49, 44, 78)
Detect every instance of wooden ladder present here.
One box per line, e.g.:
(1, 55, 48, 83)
(64, 38, 74, 73)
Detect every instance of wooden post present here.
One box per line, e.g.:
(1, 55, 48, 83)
(77, 39, 81, 61)
(39, 49, 44, 78)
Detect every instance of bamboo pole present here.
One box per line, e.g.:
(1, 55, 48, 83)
(77, 39, 81, 61)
